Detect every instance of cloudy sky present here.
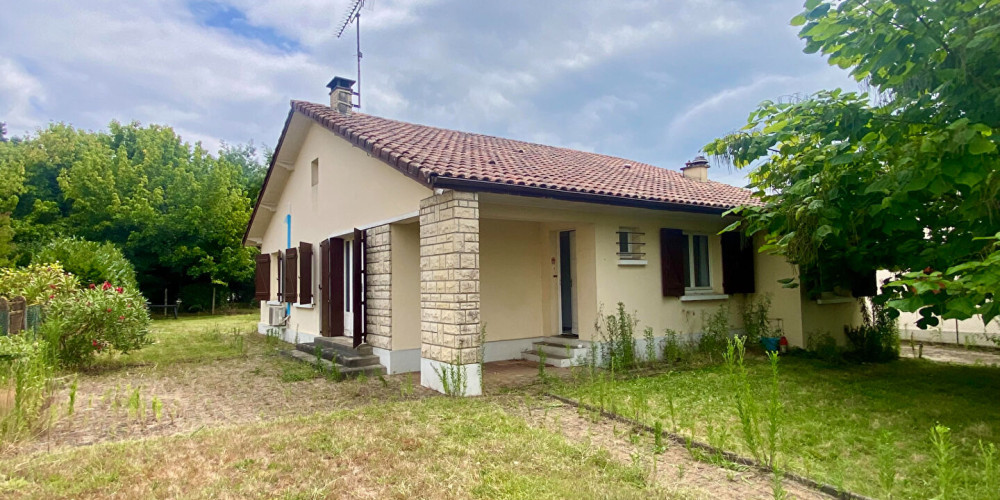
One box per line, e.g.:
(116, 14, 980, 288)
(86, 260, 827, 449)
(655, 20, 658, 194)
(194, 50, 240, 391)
(0, 0, 858, 187)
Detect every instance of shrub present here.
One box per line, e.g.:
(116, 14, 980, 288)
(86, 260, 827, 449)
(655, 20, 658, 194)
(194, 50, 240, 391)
(741, 294, 775, 345)
(844, 299, 899, 363)
(42, 281, 151, 366)
(0, 334, 55, 443)
(33, 237, 138, 290)
(0, 262, 79, 304)
(698, 304, 731, 360)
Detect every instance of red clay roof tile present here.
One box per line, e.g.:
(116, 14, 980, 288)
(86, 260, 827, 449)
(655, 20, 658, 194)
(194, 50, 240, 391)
(292, 100, 757, 210)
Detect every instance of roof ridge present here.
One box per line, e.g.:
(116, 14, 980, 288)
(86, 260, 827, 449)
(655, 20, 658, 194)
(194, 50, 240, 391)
(291, 100, 683, 178)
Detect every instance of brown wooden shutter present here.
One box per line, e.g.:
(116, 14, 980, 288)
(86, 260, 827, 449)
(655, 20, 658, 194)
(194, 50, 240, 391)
(319, 239, 332, 335)
(254, 253, 270, 301)
(722, 232, 756, 294)
(299, 242, 313, 305)
(352, 229, 366, 347)
(284, 247, 298, 304)
(660, 228, 685, 297)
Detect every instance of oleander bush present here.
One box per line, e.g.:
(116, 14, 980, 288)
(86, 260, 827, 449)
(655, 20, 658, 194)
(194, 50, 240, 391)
(42, 281, 151, 367)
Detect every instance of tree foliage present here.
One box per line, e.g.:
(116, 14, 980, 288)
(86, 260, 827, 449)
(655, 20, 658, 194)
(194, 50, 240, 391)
(705, 0, 1000, 327)
(1, 121, 265, 307)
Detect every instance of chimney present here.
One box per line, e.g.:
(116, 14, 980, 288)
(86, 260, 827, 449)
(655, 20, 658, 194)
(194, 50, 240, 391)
(326, 76, 356, 114)
(681, 155, 710, 181)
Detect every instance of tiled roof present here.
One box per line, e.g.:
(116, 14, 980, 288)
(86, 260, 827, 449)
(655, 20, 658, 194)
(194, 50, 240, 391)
(292, 100, 756, 211)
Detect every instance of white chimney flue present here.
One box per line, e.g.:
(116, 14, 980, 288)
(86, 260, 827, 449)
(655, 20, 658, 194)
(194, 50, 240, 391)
(326, 76, 356, 114)
(682, 155, 710, 181)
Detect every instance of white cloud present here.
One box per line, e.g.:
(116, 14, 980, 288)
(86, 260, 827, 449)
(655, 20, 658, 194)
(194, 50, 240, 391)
(1, 0, 855, 187)
(0, 58, 46, 133)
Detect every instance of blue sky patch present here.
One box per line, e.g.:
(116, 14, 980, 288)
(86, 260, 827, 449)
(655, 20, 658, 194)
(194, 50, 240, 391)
(188, 1, 300, 53)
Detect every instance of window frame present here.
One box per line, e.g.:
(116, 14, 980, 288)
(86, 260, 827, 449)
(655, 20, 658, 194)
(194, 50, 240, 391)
(310, 158, 319, 187)
(682, 233, 713, 293)
(616, 227, 646, 264)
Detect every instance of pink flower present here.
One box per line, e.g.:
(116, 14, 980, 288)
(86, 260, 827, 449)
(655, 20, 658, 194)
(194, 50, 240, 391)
(92, 340, 98, 346)
(118, 315, 125, 321)
(102, 281, 112, 291)
(89, 283, 96, 289)
(115, 287, 123, 294)
(106, 308, 113, 313)
(49, 294, 55, 299)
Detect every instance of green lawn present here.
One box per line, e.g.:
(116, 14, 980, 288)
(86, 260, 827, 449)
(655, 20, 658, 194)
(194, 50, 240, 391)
(556, 355, 1000, 499)
(91, 313, 259, 370)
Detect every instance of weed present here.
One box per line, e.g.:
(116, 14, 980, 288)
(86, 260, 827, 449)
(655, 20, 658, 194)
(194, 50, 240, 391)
(699, 304, 731, 360)
(724, 336, 762, 463)
(434, 355, 469, 397)
(653, 420, 666, 454)
(979, 440, 998, 498)
(126, 385, 143, 420)
(401, 373, 414, 398)
(67, 376, 78, 416)
(596, 303, 638, 370)
(931, 424, 956, 500)
(643, 327, 657, 366)
(876, 431, 896, 499)
(741, 294, 775, 346)
(662, 329, 684, 365)
(537, 347, 547, 381)
(151, 396, 163, 421)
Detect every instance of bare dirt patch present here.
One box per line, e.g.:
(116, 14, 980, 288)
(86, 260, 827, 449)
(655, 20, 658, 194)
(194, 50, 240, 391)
(10, 351, 431, 455)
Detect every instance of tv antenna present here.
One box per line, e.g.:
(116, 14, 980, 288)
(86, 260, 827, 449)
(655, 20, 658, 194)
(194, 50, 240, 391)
(336, 0, 366, 109)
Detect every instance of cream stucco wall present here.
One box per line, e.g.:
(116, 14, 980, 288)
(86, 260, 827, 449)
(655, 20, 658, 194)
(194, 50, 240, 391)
(391, 222, 421, 350)
(480, 219, 545, 341)
(256, 116, 432, 337)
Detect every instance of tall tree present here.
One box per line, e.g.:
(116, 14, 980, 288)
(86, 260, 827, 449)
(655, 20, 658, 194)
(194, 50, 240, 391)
(6, 121, 263, 307)
(705, 0, 1000, 327)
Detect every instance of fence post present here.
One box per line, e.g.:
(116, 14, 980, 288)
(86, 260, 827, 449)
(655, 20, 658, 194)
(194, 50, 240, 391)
(0, 297, 8, 336)
(9, 296, 26, 335)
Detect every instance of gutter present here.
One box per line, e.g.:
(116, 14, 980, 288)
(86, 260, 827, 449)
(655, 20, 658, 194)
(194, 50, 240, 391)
(429, 175, 733, 216)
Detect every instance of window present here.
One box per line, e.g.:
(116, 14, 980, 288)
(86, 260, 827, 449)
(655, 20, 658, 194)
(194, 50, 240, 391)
(616, 227, 645, 262)
(682, 234, 711, 290)
(310, 158, 319, 187)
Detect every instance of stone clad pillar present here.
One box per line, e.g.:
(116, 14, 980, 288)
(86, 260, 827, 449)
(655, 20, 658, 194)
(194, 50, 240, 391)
(365, 224, 392, 350)
(419, 190, 482, 396)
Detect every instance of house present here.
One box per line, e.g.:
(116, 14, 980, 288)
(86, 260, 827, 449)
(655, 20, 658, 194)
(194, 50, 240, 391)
(243, 77, 862, 395)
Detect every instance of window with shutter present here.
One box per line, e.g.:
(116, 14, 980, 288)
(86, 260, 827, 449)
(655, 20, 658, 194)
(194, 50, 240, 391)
(254, 253, 270, 301)
(284, 247, 298, 304)
(299, 242, 314, 304)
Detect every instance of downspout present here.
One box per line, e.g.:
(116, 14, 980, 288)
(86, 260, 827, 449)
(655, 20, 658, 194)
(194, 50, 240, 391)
(285, 212, 291, 317)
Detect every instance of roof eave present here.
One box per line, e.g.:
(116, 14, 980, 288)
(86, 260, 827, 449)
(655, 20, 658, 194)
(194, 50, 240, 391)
(429, 175, 738, 215)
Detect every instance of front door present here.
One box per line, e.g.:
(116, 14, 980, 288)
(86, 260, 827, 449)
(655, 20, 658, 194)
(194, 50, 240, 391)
(559, 230, 577, 336)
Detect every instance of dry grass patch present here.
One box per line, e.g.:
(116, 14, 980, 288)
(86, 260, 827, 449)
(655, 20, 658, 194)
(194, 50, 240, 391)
(1, 397, 674, 499)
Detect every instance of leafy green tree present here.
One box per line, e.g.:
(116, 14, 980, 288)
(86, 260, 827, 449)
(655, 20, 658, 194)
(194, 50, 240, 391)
(705, 0, 1000, 327)
(4, 121, 263, 308)
(33, 237, 138, 290)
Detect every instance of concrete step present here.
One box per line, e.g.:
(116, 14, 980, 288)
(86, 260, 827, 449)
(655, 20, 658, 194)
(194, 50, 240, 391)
(542, 336, 588, 348)
(296, 342, 381, 368)
(522, 350, 575, 368)
(281, 349, 386, 379)
(531, 341, 589, 358)
(314, 336, 373, 356)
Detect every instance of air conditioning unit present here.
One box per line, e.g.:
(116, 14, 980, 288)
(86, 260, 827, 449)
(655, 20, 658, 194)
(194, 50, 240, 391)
(268, 305, 287, 326)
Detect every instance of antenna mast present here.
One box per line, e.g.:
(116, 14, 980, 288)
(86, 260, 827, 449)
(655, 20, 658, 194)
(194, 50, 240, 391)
(336, 0, 365, 109)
